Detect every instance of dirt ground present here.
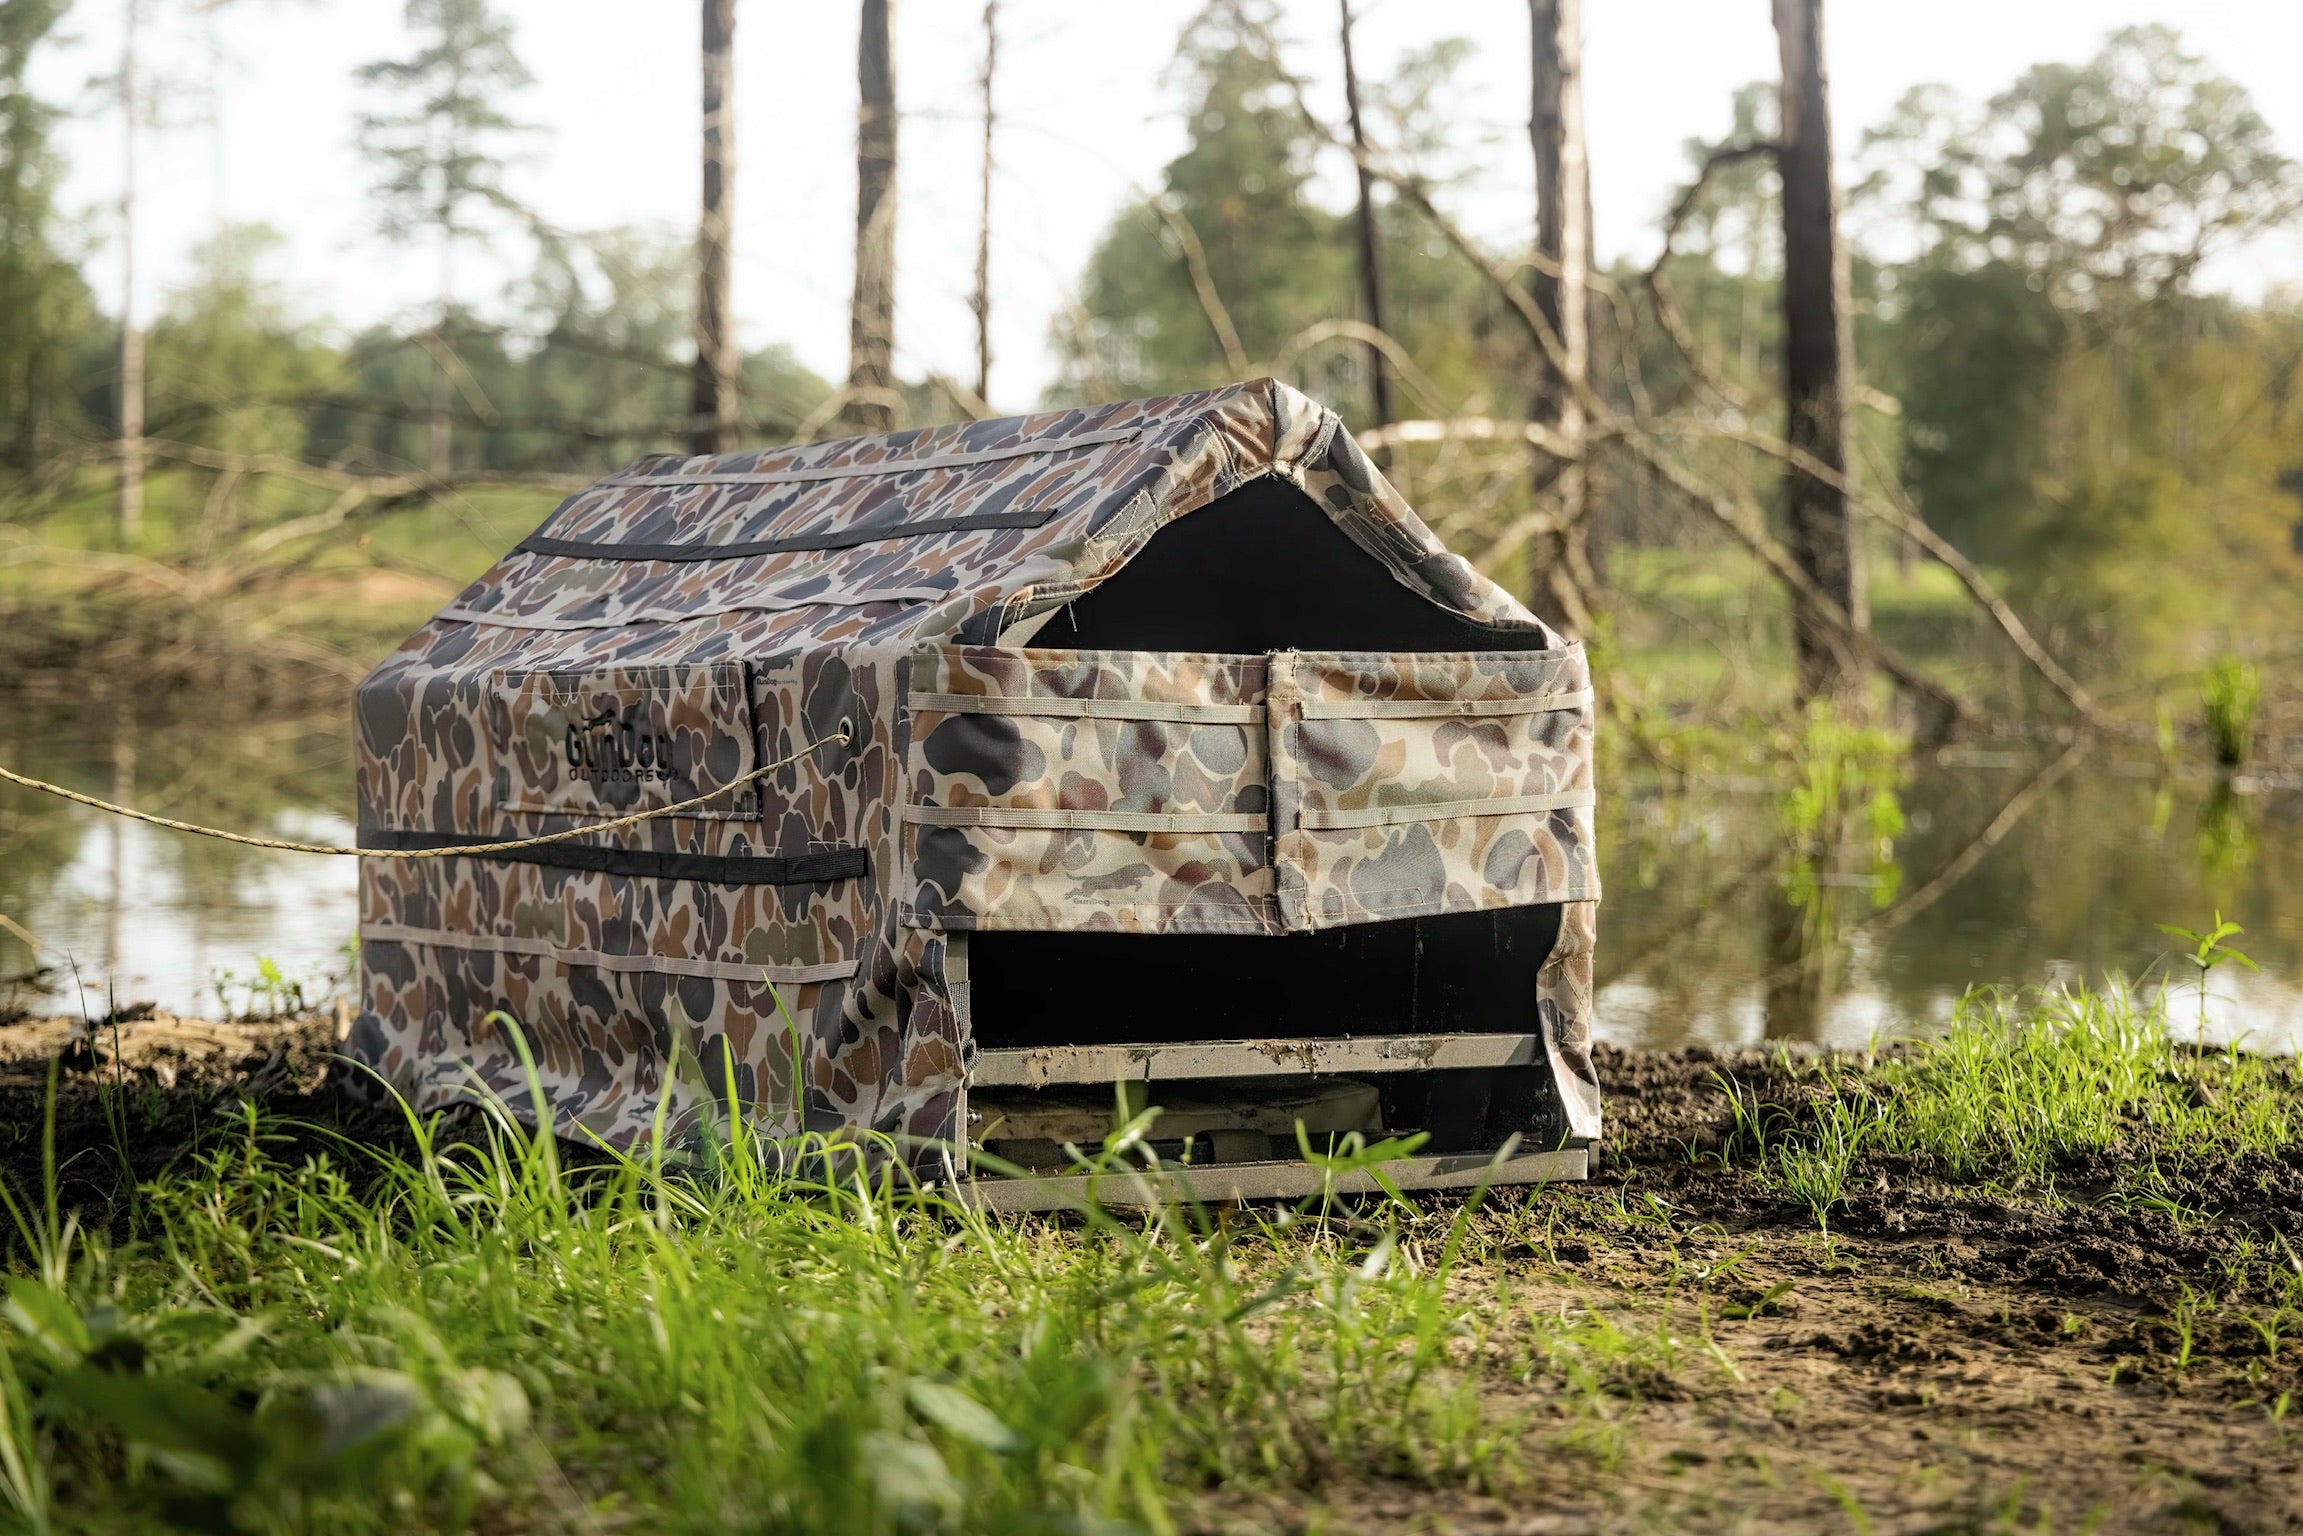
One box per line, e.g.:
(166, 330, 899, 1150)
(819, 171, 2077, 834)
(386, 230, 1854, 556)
(2, 1014, 2298, 1533)
(1258, 1044, 2303, 1534)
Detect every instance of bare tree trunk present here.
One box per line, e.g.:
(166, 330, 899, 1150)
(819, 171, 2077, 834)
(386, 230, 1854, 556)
(1528, 0, 1594, 636)
(118, 0, 144, 545)
(692, 0, 738, 455)
(1774, 0, 1863, 704)
(426, 215, 452, 477)
(427, 354, 451, 477)
(970, 0, 995, 410)
(1337, 0, 1390, 428)
(843, 0, 898, 436)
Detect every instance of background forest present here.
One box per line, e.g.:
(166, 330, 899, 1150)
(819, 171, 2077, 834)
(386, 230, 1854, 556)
(0, 1, 2296, 720)
(0, 0, 2300, 1038)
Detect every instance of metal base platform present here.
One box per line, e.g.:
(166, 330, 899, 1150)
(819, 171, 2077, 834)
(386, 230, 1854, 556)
(953, 1143, 1588, 1212)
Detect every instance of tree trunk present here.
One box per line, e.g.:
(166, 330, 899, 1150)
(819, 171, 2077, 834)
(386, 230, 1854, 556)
(118, 0, 143, 545)
(843, 0, 898, 436)
(429, 219, 453, 477)
(1773, 0, 1864, 703)
(427, 351, 451, 477)
(970, 0, 995, 410)
(1338, 0, 1390, 429)
(1528, 0, 1594, 636)
(692, 0, 738, 455)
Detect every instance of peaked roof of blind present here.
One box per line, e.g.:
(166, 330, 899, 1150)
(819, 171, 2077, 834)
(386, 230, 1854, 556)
(413, 378, 1551, 652)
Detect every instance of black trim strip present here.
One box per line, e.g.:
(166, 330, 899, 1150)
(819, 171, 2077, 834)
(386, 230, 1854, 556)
(518, 507, 1055, 564)
(356, 829, 869, 886)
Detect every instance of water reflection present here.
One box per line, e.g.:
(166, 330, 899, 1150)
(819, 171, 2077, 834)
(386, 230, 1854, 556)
(1600, 744, 2303, 1051)
(0, 704, 357, 1017)
(2, 704, 2300, 1048)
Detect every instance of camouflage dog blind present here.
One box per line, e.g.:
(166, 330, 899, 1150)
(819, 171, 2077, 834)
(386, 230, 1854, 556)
(350, 379, 1601, 1192)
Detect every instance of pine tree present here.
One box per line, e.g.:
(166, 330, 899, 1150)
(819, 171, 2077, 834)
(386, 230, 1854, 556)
(0, 0, 80, 482)
(354, 0, 537, 476)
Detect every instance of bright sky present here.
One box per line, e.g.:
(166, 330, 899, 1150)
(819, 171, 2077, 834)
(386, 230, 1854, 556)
(34, 0, 2303, 412)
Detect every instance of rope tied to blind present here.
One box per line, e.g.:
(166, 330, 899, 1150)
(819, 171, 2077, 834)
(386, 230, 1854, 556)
(0, 724, 852, 859)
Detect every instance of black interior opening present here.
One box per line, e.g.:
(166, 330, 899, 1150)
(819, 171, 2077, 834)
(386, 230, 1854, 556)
(1029, 474, 1550, 654)
(968, 475, 1567, 1049)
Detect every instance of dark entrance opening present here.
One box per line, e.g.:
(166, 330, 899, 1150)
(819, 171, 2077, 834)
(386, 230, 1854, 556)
(968, 475, 1566, 1051)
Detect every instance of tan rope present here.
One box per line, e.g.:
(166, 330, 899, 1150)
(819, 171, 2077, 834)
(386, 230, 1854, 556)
(0, 725, 850, 858)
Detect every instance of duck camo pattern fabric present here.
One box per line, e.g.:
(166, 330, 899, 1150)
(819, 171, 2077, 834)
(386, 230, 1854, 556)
(349, 379, 1602, 1154)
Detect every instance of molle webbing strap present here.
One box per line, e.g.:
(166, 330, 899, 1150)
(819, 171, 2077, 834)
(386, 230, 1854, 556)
(519, 508, 1054, 563)
(357, 923, 861, 986)
(903, 805, 1266, 834)
(1295, 687, 1594, 720)
(354, 828, 868, 886)
(519, 425, 1149, 561)
(1296, 787, 1596, 832)
(601, 424, 1145, 488)
(907, 691, 1264, 724)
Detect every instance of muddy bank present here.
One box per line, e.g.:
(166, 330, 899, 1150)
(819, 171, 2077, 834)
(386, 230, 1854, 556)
(1428, 1044, 2303, 1533)
(0, 1009, 414, 1233)
(2, 1018, 2300, 1531)
(0, 593, 363, 712)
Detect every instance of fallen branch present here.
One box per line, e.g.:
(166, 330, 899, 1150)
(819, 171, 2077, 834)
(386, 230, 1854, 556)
(1672, 418, 2108, 729)
(1150, 195, 1250, 377)
(1630, 438, 1973, 731)
(1355, 416, 1583, 462)
(140, 438, 587, 498)
(1764, 732, 2095, 989)
(1271, 320, 1451, 418)
(1644, 140, 1778, 408)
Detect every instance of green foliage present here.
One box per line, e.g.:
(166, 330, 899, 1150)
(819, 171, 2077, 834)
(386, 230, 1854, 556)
(2158, 909, 2259, 1035)
(208, 955, 313, 1022)
(354, 0, 538, 263)
(1776, 704, 1908, 913)
(1866, 25, 2300, 306)
(1889, 258, 2067, 564)
(1059, 2, 1351, 399)
(1716, 1075, 1877, 1231)
(2200, 656, 2261, 767)
(1861, 27, 2303, 675)
(148, 225, 343, 461)
(1723, 983, 2297, 1218)
(0, 1064, 1579, 1531)
(1054, 4, 1502, 424)
(0, 0, 88, 480)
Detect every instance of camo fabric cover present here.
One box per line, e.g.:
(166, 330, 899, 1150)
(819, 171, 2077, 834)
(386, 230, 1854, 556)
(359, 935, 818, 1145)
(359, 853, 864, 980)
(348, 379, 1599, 1155)
(902, 646, 1274, 934)
(1537, 899, 1603, 1140)
(1268, 648, 1599, 932)
(746, 649, 900, 859)
(490, 663, 760, 820)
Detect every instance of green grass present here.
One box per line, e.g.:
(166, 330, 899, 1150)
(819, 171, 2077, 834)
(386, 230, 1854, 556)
(2201, 656, 2262, 768)
(0, 1059, 1689, 1535)
(1734, 982, 2298, 1210)
(3, 983, 2298, 1529)
(0, 466, 559, 663)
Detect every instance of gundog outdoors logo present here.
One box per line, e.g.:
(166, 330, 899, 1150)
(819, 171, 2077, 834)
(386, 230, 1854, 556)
(565, 707, 681, 785)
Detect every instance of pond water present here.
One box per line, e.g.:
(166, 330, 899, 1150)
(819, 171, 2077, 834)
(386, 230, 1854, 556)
(2, 702, 2299, 1049)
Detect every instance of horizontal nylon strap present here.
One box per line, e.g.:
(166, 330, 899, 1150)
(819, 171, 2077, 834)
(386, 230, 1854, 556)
(602, 425, 1145, 488)
(1296, 687, 1593, 720)
(519, 507, 1053, 564)
(1297, 787, 1596, 831)
(908, 691, 1264, 723)
(905, 804, 1266, 834)
(440, 584, 952, 630)
(359, 922, 859, 986)
(356, 827, 869, 886)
